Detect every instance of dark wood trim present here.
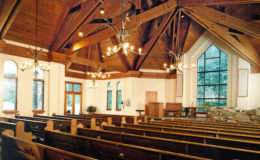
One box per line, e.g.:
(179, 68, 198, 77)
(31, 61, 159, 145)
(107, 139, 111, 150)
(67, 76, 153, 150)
(32, 110, 45, 115)
(3, 110, 18, 114)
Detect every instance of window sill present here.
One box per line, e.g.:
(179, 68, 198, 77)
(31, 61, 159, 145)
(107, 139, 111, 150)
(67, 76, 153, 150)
(106, 108, 112, 111)
(3, 110, 19, 115)
(116, 109, 122, 111)
(32, 110, 45, 115)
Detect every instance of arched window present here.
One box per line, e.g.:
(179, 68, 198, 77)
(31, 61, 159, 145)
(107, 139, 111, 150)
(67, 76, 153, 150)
(33, 67, 44, 111)
(116, 81, 122, 110)
(107, 82, 112, 110)
(197, 44, 228, 107)
(3, 60, 17, 111)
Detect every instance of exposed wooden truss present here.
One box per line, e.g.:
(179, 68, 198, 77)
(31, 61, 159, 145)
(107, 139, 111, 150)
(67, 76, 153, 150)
(177, 0, 260, 5)
(50, 0, 102, 51)
(1, 0, 260, 76)
(184, 6, 260, 38)
(183, 8, 260, 67)
(71, 0, 178, 52)
(135, 11, 176, 70)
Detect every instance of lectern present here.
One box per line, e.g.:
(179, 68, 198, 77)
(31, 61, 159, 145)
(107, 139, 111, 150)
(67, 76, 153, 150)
(147, 102, 164, 118)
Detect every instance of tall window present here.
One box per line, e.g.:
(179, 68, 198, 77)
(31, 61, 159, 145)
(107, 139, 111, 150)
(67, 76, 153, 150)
(65, 82, 82, 115)
(116, 81, 122, 110)
(33, 67, 44, 110)
(107, 82, 112, 110)
(3, 60, 17, 111)
(197, 44, 228, 107)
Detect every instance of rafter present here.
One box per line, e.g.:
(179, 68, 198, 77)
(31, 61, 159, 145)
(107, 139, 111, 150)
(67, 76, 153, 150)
(178, 0, 260, 6)
(184, 6, 260, 38)
(50, 0, 102, 51)
(110, 35, 131, 71)
(0, 0, 24, 39)
(183, 9, 260, 66)
(71, 0, 178, 52)
(65, 51, 79, 73)
(96, 42, 104, 63)
(68, 55, 127, 73)
(135, 12, 176, 70)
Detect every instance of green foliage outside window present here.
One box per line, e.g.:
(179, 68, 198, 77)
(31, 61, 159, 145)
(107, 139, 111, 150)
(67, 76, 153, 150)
(197, 44, 228, 108)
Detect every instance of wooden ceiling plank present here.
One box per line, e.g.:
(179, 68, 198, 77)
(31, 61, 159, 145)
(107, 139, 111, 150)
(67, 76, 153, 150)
(50, 0, 102, 51)
(0, 0, 24, 39)
(183, 9, 260, 66)
(178, 0, 260, 6)
(184, 6, 260, 38)
(68, 55, 126, 73)
(182, 21, 205, 53)
(110, 35, 131, 70)
(135, 12, 176, 70)
(71, 0, 178, 52)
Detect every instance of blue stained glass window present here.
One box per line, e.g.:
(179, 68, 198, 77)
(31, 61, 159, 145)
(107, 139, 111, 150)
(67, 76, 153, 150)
(116, 82, 122, 110)
(197, 44, 228, 107)
(107, 82, 112, 110)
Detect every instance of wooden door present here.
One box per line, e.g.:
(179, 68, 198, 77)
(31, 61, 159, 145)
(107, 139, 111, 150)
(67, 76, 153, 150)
(145, 91, 157, 115)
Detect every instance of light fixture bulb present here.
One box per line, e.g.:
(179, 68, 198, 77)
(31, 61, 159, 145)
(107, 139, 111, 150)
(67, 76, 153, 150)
(78, 32, 83, 37)
(113, 46, 117, 52)
(108, 47, 111, 51)
(163, 63, 167, 67)
(138, 48, 142, 53)
(99, 8, 105, 15)
(130, 46, 134, 51)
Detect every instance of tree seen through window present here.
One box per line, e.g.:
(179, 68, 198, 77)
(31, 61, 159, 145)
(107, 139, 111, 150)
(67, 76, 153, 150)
(197, 44, 228, 107)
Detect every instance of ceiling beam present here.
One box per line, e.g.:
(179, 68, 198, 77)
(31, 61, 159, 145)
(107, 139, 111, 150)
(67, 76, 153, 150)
(110, 35, 131, 70)
(184, 6, 260, 39)
(50, 0, 102, 51)
(65, 51, 79, 73)
(0, 0, 24, 39)
(71, 0, 178, 52)
(177, 0, 260, 6)
(66, 70, 176, 80)
(96, 42, 104, 63)
(183, 9, 260, 66)
(135, 12, 176, 70)
(68, 55, 127, 73)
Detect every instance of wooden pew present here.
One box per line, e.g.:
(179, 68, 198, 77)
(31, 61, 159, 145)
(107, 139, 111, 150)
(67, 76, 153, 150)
(123, 123, 260, 142)
(139, 122, 260, 136)
(0, 117, 46, 140)
(44, 130, 209, 160)
(2, 131, 96, 160)
(17, 115, 83, 131)
(77, 127, 260, 159)
(102, 125, 260, 151)
(0, 121, 16, 144)
(152, 120, 260, 132)
(34, 115, 106, 127)
(166, 119, 260, 128)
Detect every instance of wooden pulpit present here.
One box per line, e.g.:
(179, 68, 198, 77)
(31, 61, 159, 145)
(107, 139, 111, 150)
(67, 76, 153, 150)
(147, 102, 164, 118)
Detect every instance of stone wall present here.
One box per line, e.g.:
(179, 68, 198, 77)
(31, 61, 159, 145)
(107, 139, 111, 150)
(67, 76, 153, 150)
(207, 107, 260, 124)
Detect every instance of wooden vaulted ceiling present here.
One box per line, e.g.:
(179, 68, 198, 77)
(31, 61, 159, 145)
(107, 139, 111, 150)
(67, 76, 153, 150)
(0, 0, 260, 77)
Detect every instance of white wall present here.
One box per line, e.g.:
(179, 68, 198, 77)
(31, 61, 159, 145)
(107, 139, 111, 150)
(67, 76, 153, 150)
(0, 52, 177, 116)
(85, 78, 176, 116)
(0, 53, 66, 117)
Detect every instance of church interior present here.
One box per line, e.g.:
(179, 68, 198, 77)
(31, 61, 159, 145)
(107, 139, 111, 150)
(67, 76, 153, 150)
(0, 0, 260, 159)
